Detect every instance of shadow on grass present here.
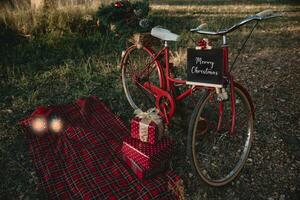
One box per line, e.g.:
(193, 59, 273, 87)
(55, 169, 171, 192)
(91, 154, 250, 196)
(0, 31, 124, 71)
(0, 132, 48, 199)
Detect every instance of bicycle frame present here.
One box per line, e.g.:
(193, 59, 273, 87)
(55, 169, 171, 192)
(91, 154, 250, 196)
(133, 41, 208, 124)
(125, 35, 254, 130)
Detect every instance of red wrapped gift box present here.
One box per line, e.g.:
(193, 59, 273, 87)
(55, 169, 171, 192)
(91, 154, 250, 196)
(122, 154, 169, 180)
(121, 136, 172, 170)
(131, 113, 164, 144)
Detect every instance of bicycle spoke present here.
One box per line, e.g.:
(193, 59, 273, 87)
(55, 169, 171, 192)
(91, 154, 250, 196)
(190, 86, 253, 185)
(122, 45, 162, 111)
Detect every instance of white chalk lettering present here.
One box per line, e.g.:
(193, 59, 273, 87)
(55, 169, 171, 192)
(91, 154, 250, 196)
(195, 57, 214, 69)
(191, 66, 218, 76)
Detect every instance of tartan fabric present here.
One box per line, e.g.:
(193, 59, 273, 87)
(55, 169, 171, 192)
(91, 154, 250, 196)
(122, 137, 173, 169)
(20, 96, 181, 200)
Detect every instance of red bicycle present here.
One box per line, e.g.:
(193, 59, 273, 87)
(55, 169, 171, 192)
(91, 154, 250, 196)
(120, 10, 281, 186)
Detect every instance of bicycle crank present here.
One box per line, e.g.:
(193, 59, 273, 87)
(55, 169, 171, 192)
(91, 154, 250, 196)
(143, 82, 175, 123)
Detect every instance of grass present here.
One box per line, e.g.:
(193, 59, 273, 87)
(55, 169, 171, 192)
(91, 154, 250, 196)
(0, 0, 299, 199)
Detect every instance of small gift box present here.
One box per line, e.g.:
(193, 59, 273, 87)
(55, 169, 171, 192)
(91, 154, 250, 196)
(121, 136, 172, 170)
(122, 154, 169, 180)
(131, 108, 164, 144)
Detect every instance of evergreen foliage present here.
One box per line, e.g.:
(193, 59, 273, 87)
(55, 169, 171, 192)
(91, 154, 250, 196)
(96, 0, 150, 36)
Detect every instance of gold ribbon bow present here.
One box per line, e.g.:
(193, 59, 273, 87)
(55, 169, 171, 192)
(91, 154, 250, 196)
(134, 108, 163, 142)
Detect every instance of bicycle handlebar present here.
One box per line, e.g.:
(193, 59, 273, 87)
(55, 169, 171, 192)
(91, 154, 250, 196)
(190, 9, 283, 36)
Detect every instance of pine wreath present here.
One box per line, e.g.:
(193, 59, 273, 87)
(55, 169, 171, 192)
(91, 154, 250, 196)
(97, 0, 150, 35)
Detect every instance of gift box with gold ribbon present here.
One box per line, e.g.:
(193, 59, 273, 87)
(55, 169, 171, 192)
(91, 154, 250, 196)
(131, 108, 164, 144)
(122, 154, 169, 180)
(121, 136, 172, 170)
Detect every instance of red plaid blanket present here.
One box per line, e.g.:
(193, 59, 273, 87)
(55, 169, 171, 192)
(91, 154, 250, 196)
(20, 96, 182, 200)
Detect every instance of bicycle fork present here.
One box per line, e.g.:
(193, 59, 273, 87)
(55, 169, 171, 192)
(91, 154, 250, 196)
(217, 41, 236, 135)
(229, 76, 236, 135)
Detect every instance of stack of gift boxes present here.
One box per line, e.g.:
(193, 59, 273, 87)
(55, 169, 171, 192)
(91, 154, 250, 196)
(121, 109, 173, 180)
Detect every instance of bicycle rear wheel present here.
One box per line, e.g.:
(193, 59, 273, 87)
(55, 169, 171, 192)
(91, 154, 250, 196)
(187, 83, 254, 186)
(121, 45, 163, 111)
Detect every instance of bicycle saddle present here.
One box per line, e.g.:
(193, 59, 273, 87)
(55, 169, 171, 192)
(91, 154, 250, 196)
(151, 26, 179, 42)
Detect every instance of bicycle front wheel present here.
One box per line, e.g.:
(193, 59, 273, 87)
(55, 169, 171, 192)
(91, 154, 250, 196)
(121, 45, 164, 112)
(187, 83, 254, 186)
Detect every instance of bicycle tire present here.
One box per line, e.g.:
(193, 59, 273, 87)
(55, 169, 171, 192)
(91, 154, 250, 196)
(187, 82, 254, 187)
(121, 45, 164, 111)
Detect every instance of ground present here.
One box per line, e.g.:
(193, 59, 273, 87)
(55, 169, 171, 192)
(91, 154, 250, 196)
(0, 0, 299, 199)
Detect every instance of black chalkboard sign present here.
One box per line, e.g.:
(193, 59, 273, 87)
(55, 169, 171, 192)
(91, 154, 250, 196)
(186, 48, 224, 87)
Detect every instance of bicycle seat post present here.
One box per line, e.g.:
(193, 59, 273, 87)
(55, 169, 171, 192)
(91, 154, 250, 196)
(164, 41, 168, 47)
(222, 35, 227, 46)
